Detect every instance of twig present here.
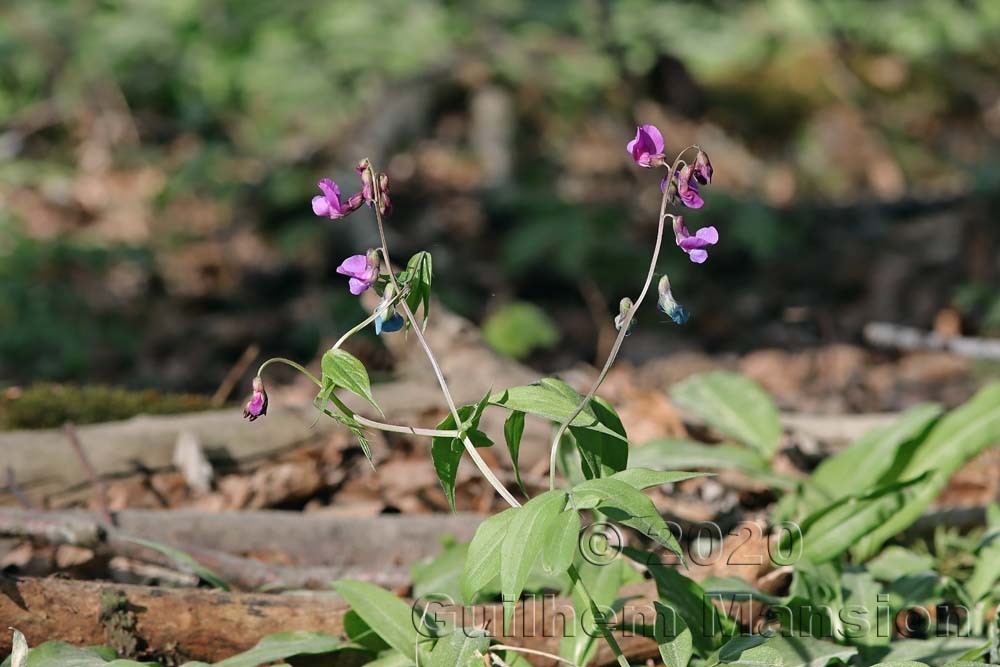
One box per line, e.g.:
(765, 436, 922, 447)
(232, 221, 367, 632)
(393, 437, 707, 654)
(211, 344, 260, 407)
(63, 422, 114, 526)
(492, 645, 578, 666)
(3, 467, 35, 510)
(864, 321, 1000, 360)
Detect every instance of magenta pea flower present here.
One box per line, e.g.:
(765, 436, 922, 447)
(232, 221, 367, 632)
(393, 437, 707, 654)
(693, 149, 713, 185)
(662, 165, 704, 209)
(312, 178, 363, 220)
(337, 249, 380, 295)
(627, 124, 666, 168)
(673, 216, 719, 264)
(243, 377, 268, 422)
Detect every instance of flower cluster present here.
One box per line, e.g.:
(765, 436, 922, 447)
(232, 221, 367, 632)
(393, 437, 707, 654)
(624, 123, 720, 329)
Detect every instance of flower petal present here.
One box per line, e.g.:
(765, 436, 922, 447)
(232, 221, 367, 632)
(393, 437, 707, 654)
(688, 249, 709, 263)
(312, 196, 332, 217)
(337, 254, 370, 278)
(695, 226, 719, 244)
(639, 124, 664, 154)
(348, 277, 370, 295)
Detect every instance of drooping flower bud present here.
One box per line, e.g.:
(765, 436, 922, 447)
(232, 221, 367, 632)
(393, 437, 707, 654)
(373, 284, 404, 335)
(614, 297, 636, 336)
(657, 275, 689, 325)
(243, 376, 268, 421)
(675, 165, 704, 209)
(693, 149, 713, 185)
(376, 172, 391, 216)
(356, 158, 375, 206)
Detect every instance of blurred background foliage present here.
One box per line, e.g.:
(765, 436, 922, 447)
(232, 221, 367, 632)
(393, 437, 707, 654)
(1, 0, 999, 391)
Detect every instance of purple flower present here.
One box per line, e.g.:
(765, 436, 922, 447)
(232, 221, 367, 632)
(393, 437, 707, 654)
(627, 124, 666, 168)
(337, 250, 380, 295)
(312, 178, 363, 220)
(673, 216, 719, 264)
(693, 149, 713, 185)
(243, 377, 268, 422)
(376, 172, 392, 216)
(661, 165, 705, 209)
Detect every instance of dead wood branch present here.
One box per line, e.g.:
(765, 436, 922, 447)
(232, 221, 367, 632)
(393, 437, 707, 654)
(865, 321, 1000, 360)
(0, 576, 661, 666)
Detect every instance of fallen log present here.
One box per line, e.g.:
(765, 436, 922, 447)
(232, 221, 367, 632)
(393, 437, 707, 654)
(0, 509, 484, 590)
(0, 576, 661, 666)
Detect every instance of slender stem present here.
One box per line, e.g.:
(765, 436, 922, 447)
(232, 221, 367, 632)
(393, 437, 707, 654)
(332, 288, 407, 350)
(258, 358, 459, 438)
(328, 393, 460, 438)
(546, 146, 696, 490)
(258, 357, 322, 386)
(371, 205, 522, 508)
(491, 645, 579, 666)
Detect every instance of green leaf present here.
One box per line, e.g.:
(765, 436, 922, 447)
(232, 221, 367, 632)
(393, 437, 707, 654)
(214, 632, 346, 667)
(853, 382, 1000, 559)
(809, 403, 942, 503)
(765, 635, 857, 667)
(571, 478, 683, 561)
(560, 559, 640, 666)
(792, 475, 932, 563)
(431, 396, 493, 511)
(411, 541, 469, 603)
(868, 638, 989, 666)
(610, 468, 712, 490)
(654, 601, 693, 667)
(399, 251, 433, 331)
(570, 396, 628, 479)
(482, 301, 559, 359)
(504, 410, 527, 495)
(628, 439, 793, 490)
(461, 508, 517, 603)
(490, 378, 626, 441)
(669, 371, 782, 460)
(869, 662, 930, 666)
(968, 521, 1000, 601)
(427, 629, 489, 667)
(117, 536, 228, 590)
(343, 609, 391, 654)
(541, 509, 580, 576)
(500, 490, 568, 628)
(840, 567, 889, 648)
(866, 546, 936, 581)
(16, 642, 151, 667)
(360, 651, 415, 667)
(333, 580, 426, 664)
(711, 636, 783, 666)
(625, 548, 729, 656)
(322, 348, 382, 416)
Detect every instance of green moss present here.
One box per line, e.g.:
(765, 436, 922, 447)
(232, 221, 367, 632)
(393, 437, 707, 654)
(0, 383, 213, 430)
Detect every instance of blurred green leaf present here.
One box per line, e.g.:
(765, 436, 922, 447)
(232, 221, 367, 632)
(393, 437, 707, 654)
(482, 302, 559, 360)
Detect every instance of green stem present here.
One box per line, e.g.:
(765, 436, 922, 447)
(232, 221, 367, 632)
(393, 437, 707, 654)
(332, 286, 408, 350)
(546, 145, 697, 490)
(258, 358, 459, 438)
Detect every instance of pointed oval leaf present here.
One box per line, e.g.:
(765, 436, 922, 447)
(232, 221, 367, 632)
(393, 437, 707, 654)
(461, 508, 517, 603)
(490, 379, 625, 441)
(654, 601, 693, 667)
(504, 410, 527, 495)
(334, 580, 424, 663)
(428, 629, 489, 667)
(214, 632, 345, 667)
(611, 468, 712, 490)
(541, 509, 581, 576)
(669, 372, 781, 460)
(322, 348, 382, 416)
(500, 490, 568, 627)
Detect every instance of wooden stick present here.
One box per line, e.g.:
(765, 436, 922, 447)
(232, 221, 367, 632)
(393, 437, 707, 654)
(211, 344, 260, 407)
(63, 422, 114, 526)
(865, 321, 1000, 360)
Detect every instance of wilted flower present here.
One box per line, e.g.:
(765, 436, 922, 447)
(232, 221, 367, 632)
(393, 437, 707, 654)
(356, 159, 375, 205)
(376, 172, 391, 216)
(243, 376, 268, 421)
(627, 124, 666, 168)
(614, 297, 636, 336)
(374, 285, 404, 335)
(693, 149, 713, 185)
(312, 178, 363, 219)
(661, 165, 705, 209)
(337, 249, 380, 295)
(673, 216, 719, 264)
(657, 275, 689, 325)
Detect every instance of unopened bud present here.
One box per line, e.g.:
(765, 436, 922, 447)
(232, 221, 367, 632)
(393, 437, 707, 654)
(657, 275, 689, 325)
(376, 172, 391, 216)
(615, 297, 636, 336)
(693, 150, 713, 185)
